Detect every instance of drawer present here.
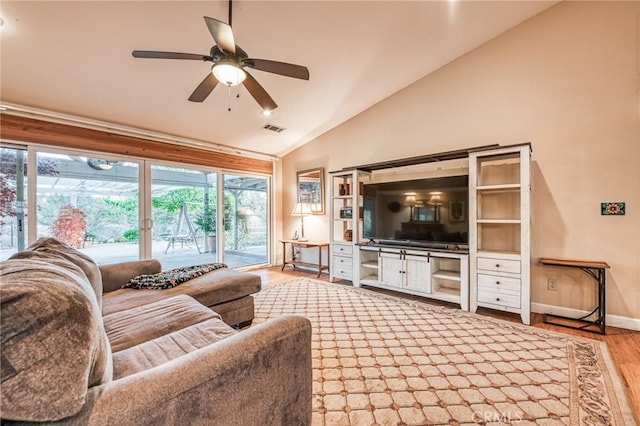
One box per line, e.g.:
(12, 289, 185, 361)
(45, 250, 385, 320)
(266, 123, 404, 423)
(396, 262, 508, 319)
(332, 244, 353, 255)
(477, 274, 521, 294)
(332, 257, 353, 279)
(478, 290, 521, 309)
(478, 257, 521, 274)
(332, 255, 353, 269)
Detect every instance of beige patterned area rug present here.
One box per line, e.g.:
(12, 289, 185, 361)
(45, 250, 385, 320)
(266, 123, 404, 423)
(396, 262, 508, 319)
(253, 278, 636, 426)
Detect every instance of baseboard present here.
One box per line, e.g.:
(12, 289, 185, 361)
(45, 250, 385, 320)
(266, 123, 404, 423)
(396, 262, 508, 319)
(531, 302, 640, 332)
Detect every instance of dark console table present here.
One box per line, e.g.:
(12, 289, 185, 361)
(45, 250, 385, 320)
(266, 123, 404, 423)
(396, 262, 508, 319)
(539, 257, 610, 334)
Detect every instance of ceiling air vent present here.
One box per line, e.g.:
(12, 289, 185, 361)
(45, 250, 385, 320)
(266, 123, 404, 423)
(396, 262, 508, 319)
(263, 124, 286, 133)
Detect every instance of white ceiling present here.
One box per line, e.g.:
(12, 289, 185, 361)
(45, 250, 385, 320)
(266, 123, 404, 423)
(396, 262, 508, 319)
(0, 1, 557, 158)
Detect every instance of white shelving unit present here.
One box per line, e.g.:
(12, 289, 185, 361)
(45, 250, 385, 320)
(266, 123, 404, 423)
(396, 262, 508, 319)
(329, 169, 370, 283)
(469, 143, 531, 324)
(326, 143, 530, 321)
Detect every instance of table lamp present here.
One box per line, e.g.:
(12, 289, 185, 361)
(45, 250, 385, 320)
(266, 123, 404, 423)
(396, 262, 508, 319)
(291, 202, 312, 242)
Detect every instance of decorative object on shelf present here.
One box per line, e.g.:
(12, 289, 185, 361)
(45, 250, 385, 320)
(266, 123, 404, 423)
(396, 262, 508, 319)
(291, 202, 312, 242)
(297, 168, 324, 214)
(601, 202, 625, 216)
(338, 183, 351, 196)
(339, 206, 353, 219)
(344, 229, 353, 242)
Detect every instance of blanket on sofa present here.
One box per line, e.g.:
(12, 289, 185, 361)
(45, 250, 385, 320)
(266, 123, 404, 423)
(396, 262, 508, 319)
(123, 263, 228, 290)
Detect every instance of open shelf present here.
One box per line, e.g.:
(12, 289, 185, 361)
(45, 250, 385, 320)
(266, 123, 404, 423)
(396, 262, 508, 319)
(361, 260, 379, 269)
(432, 269, 461, 281)
(360, 274, 379, 284)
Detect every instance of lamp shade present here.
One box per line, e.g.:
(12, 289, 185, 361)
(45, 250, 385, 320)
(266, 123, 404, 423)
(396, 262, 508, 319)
(291, 202, 312, 216)
(404, 194, 417, 205)
(212, 61, 246, 86)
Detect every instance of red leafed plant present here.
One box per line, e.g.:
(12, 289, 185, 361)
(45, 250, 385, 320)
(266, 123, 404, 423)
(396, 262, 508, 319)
(51, 205, 87, 248)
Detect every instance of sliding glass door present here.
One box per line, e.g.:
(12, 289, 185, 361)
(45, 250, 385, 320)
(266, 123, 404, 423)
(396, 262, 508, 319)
(33, 151, 141, 264)
(2, 146, 271, 268)
(0, 147, 29, 258)
(223, 173, 268, 268)
(150, 165, 218, 270)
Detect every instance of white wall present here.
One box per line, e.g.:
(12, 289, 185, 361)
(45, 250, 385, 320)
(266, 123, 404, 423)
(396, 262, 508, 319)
(281, 1, 639, 323)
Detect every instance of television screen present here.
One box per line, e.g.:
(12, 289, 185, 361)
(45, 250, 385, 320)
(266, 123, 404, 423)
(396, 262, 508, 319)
(363, 175, 468, 248)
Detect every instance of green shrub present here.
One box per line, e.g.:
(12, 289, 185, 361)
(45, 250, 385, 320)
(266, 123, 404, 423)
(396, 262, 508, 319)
(122, 228, 139, 242)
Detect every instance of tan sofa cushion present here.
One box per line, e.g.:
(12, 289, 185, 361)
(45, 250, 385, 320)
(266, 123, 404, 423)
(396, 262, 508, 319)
(9, 237, 104, 308)
(102, 267, 261, 316)
(103, 294, 221, 353)
(0, 259, 112, 422)
(112, 318, 237, 379)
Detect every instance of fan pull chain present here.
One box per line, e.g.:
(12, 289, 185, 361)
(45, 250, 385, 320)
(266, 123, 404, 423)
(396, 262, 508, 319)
(227, 85, 231, 112)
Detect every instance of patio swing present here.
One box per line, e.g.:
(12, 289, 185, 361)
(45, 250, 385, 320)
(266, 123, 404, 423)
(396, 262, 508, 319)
(162, 202, 201, 254)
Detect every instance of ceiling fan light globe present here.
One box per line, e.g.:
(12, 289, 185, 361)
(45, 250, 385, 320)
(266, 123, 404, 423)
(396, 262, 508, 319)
(212, 62, 246, 86)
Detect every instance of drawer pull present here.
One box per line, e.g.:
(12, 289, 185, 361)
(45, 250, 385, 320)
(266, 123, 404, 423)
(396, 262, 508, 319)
(496, 281, 500, 285)
(495, 264, 500, 268)
(496, 298, 501, 301)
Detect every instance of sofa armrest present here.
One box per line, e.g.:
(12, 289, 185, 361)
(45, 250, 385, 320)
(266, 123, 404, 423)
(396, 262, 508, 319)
(99, 260, 162, 293)
(68, 315, 311, 426)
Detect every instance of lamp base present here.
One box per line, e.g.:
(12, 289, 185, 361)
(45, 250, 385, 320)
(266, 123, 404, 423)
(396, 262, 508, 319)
(297, 237, 309, 242)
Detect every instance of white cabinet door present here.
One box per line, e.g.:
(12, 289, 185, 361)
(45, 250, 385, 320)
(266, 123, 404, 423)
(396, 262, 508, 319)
(379, 252, 403, 288)
(405, 254, 431, 294)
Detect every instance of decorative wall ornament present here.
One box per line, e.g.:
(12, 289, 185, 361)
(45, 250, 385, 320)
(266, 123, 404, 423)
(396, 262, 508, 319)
(601, 202, 625, 215)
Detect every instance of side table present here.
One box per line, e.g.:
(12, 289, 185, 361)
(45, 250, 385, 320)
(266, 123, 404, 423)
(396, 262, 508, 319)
(281, 239, 329, 278)
(539, 257, 610, 334)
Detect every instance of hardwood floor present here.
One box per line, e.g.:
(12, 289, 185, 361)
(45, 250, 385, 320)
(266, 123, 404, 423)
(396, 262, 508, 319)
(250, 266, 640, 418)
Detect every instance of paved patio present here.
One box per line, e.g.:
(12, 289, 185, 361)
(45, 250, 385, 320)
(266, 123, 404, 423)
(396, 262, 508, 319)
(0, 241, 268, 270)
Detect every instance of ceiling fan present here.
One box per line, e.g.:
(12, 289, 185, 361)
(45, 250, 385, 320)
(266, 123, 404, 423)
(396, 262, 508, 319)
(132, 0, 309, 113)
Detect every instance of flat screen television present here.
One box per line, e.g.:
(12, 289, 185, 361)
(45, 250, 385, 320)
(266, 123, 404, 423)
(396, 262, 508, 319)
(362, 175, 469, 249)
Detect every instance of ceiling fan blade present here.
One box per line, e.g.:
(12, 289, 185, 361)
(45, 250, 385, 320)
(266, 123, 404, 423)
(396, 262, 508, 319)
(188, 73, 219, 102)
(132, 50, 209, 61)
(245, 59, 310, 80)
(243, 71, 277, 111)
(204, 16, 236, 54)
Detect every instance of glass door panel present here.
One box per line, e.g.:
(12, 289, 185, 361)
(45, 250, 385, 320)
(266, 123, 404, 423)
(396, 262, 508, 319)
(222, 174, 268, 267)
(35, 152, 140, 265)
(150, 165, 218, 270)
(0, 147, 29, 259)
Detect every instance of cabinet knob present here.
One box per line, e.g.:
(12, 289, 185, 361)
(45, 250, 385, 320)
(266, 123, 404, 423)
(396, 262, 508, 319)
(496, 281, 500, 285)
(496, 298, 501, 301)
(495, 264, 500, 268)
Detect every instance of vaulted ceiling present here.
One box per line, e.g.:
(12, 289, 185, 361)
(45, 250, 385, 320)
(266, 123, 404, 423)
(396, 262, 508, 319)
(0, 1, 557, 158)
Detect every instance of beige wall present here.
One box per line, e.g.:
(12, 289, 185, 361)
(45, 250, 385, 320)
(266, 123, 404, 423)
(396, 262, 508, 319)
(281, 1, 640, 323)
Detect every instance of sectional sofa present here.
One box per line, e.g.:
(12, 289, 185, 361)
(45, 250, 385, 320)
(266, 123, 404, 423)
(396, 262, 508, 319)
(0, 238, 312, 425)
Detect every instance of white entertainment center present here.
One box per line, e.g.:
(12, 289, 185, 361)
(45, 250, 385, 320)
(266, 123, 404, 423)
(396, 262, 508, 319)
(329, 143, 531, 324)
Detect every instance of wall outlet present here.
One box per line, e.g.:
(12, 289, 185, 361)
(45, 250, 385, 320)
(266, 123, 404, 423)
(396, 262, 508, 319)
(547, 279, 558, 291)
